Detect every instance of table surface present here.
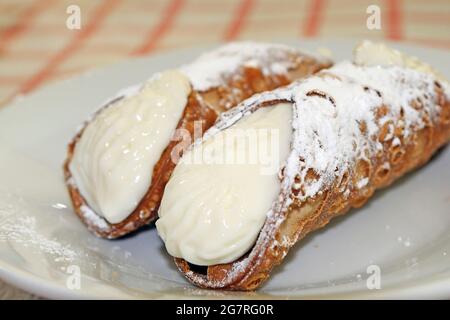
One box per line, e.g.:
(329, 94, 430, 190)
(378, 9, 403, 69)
(0, 0, 449, 299)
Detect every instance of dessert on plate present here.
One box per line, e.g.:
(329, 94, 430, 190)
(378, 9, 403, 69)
(64, 42, 330, 238)
(156, 41, 450, 290)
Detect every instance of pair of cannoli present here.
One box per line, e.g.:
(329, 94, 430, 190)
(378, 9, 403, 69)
(65, 41, 450, 290)
(64, 42, 330, 239)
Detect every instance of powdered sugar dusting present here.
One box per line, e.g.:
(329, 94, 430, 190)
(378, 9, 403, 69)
(180, 41, 320, 91)
(356, 177, 369, 189)
(79, 205, 110, 231)
(0, 216, 77, 262)
(0, 194, 77, 262)
(287, 62, 441, 201)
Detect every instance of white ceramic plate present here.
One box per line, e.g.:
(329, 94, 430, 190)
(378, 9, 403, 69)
(0, 39, 449, 299)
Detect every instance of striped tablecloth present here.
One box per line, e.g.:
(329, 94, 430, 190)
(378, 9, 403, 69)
(0, 0, 449, 299)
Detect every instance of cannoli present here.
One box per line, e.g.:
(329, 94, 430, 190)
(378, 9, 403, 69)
(156, 41, 450, 290)
(64, 42, 331, 238)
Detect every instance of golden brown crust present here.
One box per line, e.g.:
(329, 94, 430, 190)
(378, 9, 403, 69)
(175, 80, 450, 291)
(64, 54, 331, 239)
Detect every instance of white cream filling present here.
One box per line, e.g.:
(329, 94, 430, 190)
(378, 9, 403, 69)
(354, 40, 446, 81)
(156, 103, 292, 266)
(70, 70, 191, 224)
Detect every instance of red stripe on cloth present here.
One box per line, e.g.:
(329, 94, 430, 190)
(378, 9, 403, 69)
(385, 0, 403, 40)
(17, 0, 120, 95)
(0, 0, 54, 53)
(303, 0, 326, 37)
(132, 0, 184, 55)
(224, 0, 255, 41)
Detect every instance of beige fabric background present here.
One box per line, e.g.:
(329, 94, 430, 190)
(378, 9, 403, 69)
(0, 0, 449, 299)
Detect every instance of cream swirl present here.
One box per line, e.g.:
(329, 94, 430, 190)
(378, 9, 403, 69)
(70, 70, 191, 224)
(156, 103, 292, 265)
